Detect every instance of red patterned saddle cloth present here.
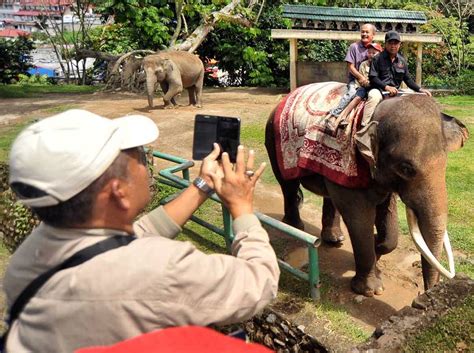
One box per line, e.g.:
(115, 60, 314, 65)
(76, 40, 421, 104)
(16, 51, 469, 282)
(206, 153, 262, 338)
(274, 82, 370, 188)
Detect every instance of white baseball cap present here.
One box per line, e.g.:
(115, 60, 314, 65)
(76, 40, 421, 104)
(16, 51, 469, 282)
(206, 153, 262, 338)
(9, 109, 159, 207)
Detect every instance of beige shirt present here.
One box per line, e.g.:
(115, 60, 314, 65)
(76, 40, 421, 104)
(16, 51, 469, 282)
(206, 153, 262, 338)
(355, 60, 370, 89)
(3, 206, 279, 352)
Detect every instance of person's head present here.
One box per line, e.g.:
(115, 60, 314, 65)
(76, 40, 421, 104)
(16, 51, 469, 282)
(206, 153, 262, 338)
(360, 24, 376, 46)
(367, 42, 383, 62)
(9, 109, 159, 230)
(384, 31, 401, 57)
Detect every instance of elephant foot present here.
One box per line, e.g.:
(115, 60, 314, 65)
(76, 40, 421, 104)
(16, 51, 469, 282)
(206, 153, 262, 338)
(320, 228, 345, 245)
(351, 274, 384, 297)
(282, 216, 305, 231)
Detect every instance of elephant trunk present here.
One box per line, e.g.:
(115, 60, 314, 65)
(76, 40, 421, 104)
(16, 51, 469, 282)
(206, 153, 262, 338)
(407, 209, 455, 289)
(146, 73, 156, 108)
(403, 162, 454, 290)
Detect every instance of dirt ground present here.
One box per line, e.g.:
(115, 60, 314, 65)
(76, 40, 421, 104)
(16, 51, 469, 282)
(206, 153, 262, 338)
(0, 88, 433, 344)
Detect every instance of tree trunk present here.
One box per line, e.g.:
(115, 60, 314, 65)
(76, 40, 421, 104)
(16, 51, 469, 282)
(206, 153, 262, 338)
(171, 0, 253, 53)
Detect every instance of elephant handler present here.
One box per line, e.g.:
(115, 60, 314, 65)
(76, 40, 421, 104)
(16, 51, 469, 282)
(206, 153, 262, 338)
(3, 109, 279, 352)
(361, 30, 432, 125)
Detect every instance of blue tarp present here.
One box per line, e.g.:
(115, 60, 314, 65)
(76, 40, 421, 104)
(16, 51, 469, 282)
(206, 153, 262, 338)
(27, 66, 56, 77)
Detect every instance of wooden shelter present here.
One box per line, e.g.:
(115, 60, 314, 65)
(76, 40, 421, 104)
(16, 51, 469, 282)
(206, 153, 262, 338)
(272, 5, 443, 90)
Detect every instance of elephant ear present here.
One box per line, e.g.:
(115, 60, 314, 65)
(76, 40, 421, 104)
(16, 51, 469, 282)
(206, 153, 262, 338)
(441, 113, 469, 152)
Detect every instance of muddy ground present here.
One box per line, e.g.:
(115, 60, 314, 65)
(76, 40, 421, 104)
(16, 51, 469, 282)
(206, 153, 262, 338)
(0, 88, 454, 349)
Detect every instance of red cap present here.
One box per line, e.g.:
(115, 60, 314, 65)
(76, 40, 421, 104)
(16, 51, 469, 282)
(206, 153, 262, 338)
(368, 42, 383, 52)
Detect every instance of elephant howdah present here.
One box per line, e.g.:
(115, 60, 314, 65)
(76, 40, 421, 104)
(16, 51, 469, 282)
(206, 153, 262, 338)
(144, 51, 204, 109)
(265, 83, 469, 297)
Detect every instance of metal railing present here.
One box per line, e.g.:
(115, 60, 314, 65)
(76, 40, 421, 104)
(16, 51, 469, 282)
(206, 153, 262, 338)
(153, 150, 322, 300)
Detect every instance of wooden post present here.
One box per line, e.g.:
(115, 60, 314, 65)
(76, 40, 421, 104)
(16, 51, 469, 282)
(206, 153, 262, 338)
(416, 42, 423, 86)
(289, 38, 298, 91)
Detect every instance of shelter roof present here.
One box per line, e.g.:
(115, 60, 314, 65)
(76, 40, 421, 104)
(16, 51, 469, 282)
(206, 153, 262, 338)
(283, 5, 427, 24)
(0, 28, 30, 37)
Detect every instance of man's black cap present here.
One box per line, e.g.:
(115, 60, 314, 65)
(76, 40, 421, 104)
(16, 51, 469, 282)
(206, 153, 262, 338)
(385, 30, 401, 42)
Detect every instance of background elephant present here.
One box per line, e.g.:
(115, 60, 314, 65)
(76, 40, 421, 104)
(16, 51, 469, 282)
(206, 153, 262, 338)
(265, 92, 468, 297)
(143, 51, 204, 109)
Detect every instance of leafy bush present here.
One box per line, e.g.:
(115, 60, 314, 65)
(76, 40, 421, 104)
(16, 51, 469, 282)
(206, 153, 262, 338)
(452, 70, 474, 95)
(17, 73, 51, 86)
(87, 24, 140, 54)
(0, 162, 39, 253)
(0, 36, 34, 84)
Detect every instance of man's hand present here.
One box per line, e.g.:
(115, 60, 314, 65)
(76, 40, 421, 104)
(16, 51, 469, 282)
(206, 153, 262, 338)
(419, 88, 432, 97)
(209, 145, 266, 219)
(385, 85, 398, 96)
(359, 78, 370, 87)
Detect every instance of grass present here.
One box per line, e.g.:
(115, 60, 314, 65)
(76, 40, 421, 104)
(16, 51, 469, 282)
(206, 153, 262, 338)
(0, 120, 34, 162)
(0, 84, 99, 98)
(402, 295, 474, 353)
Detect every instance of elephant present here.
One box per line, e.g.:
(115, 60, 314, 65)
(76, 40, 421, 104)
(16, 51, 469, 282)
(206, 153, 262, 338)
(143, 51, 204, 109)
(265, 86, 469, 297)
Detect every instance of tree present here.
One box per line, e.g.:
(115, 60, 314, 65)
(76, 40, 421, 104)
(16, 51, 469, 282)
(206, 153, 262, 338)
(0, 36, 34, 84)
(36, 0, 99, 84)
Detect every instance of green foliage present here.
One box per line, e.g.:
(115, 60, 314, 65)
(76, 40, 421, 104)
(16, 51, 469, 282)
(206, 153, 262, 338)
(197, 5, 290, 87)
(0, 36, 34, 84)
(298, 40, 349, 62)
(95, 0, 174, 49)
(0, 163, 40, 253)
(87, 24, 140, 54)
(17, 73, 51, 86)
(0, 84, 99, 99)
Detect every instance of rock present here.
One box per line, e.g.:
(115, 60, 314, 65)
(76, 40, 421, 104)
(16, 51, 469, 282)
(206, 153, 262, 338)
(297, 325, 305, 332)
(411, 295, 428, 310)
(280, 322, 290, 334)
(354, 295, 366, 304)
(266, 313, 277, 324)
(274, 338, 286, 347)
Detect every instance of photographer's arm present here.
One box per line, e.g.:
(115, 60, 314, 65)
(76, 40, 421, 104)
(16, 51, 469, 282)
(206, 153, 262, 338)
(162, 144, 221, 227)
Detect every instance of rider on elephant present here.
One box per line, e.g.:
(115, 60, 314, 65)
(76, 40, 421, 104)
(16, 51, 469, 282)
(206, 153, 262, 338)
(361, 30, 432, 126)
(329, 23, 376, 118)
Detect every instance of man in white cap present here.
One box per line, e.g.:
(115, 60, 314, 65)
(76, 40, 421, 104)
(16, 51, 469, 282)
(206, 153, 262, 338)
(3, 109, 279, 352)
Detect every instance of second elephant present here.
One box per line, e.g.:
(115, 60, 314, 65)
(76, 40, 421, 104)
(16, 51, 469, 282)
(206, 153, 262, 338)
(144, 51, 204, 109)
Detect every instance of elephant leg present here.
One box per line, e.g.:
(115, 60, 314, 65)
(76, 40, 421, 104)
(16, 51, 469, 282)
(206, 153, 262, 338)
(159, 82, 176, 107)
(320, 198, 345, 244)
(264, 119, 304, 229)
(326, 181, 383, 296)
(375, 193, 399, 261)
(281, 182, 305, 230)
(188, 87, 197, 106)
(194, 70, 204, 108)
(163, 82, 182, 108)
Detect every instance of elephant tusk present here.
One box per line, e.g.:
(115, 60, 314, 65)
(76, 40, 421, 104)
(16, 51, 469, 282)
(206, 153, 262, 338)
(406, 208, 455, 279)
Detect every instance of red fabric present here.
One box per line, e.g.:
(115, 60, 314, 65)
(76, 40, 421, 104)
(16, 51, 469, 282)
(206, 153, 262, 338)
(274, 82, 370, 188)
(75, 326, 273, 353)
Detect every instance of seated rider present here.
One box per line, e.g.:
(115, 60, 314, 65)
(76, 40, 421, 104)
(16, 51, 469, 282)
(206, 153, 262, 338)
(328, 23, 376, 118)
(361, 30, 431, 126)
(336, 42, 383, 125)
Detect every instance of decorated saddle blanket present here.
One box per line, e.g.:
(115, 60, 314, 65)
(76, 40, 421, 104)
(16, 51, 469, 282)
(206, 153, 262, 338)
(274, 82, 370, 188)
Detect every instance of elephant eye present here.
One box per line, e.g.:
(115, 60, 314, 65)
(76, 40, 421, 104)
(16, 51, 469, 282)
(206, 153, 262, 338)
(396, 161, 417, 180)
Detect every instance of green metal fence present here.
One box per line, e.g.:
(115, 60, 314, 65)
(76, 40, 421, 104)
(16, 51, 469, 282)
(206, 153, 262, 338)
(153, 150, 322, 300)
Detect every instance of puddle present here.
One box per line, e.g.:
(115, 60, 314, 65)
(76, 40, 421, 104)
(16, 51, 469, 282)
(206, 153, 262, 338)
(284, 246, 309, 269)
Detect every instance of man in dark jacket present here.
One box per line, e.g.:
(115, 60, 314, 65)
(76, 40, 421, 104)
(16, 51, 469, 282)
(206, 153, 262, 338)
(361, 30, 431, 125)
